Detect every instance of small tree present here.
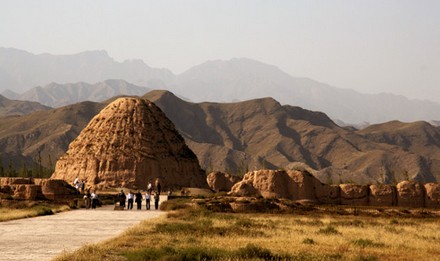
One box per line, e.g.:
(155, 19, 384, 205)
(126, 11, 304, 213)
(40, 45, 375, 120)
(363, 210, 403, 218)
(7, 160, 15, 177)
(0, 159, 4, 177)
(18, 162, 30, 178)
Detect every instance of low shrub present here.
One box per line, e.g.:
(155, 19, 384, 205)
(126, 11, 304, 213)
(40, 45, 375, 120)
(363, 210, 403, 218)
(302, 238, 316, 244)
(159, 198, 192, 211)
(317, 225, 341, 235)
(352, 239, 384, 248)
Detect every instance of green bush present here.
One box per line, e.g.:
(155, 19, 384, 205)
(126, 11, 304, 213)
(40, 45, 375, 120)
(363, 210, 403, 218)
(317, 225, 341, 235)
(302, 238, 316, 244)
(34, 206, 53, 216)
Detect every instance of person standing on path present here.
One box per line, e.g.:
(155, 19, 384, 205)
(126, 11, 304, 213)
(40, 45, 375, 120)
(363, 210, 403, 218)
(135, 191, 142, 210)
(154, 192, 160, 210)
(84, 190, 91, 209)
(118, 190, 126, 207)
(91, 190, 98, 209)
(155, 178, 161, 195)
(147, 181, 152, 194)
(145, 191, 151, 210)
(127, 191, 134, 210)
(73, 177, 80, 194)
(80, 180, 86, 194)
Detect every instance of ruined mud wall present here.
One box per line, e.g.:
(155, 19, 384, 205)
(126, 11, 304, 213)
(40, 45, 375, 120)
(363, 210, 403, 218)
(230, 170, 440, 208)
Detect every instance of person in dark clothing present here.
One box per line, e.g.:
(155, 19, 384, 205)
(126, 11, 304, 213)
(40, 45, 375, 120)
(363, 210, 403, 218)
(154, 192, 160, 210)
(155, 178, 161, 195)
(135, 191, 142, 210)
(84, 190, 91, 209)
(91, 190, 98, 209)
(118, 190, 126, 207)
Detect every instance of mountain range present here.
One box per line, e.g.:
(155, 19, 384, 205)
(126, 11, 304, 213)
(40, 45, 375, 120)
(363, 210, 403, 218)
(1, 47, 440, 124)
(4, 79, 150, 108)
(1, 90, 439, 184)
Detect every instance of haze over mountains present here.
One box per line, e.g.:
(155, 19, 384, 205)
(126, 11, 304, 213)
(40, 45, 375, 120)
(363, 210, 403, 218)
(1, 90, 439, 184)
(1, 47, 439, 124)
(11, 79, 150, 108)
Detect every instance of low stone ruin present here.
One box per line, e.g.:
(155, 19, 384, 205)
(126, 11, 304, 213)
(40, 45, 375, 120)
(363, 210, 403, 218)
(0, 177, 76, 201)
(206, 171, 241, 192)
(230, 170, 440, 208)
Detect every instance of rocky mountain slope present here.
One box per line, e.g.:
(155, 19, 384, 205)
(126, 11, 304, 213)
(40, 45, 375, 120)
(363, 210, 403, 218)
(0, 101, 105, 170)
(1, 90, 439, 184)
(145, 90, 437, 184)
(0, 94, 50, 117)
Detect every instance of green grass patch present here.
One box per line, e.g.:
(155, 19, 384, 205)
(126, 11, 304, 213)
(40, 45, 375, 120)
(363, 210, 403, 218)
(317, 225, 341, 235)
(123, 244, 290, 261)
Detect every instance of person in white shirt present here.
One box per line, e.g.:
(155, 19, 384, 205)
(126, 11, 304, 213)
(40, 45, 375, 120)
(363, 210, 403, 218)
(147, 182, 152, 194)
(91, 190, 98, 209)
(127, 191, 134, 210)
(145, 192, 151, 210)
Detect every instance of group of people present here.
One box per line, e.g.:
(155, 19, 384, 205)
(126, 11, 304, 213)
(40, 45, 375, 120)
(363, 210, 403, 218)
(117, 178, 162, 210)
(83, 189, 100, 209)
(116, 189, 160, 210)
(73, 177, 86, 194)
(75, 177, 163, 210)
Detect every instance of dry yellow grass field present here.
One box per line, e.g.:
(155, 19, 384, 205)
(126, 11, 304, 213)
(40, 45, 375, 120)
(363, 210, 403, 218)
(0, 204, 70, 222)
(53, 200, 440, 261)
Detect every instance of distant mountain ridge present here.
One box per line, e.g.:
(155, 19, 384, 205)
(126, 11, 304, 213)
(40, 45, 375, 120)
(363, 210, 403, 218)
(0, 47, 173, 93)
(170, 58, 440, 124)
(4, 79, 150, 108)
(1, 47, 440, 124)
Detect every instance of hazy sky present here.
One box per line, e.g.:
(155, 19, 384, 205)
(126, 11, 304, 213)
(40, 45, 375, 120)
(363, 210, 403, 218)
(1, 0, 440, 101)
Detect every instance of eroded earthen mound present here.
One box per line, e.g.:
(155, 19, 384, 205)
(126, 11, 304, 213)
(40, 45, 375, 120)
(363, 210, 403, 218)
(51, 97, 208, 190)
(206, 171, 241, 192)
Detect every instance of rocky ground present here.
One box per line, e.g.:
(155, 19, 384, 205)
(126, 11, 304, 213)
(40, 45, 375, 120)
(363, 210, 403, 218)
(0, 202, 166, 261)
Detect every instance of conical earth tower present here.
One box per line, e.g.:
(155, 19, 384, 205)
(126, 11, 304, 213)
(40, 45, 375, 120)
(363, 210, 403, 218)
(52, 97, 208, 189)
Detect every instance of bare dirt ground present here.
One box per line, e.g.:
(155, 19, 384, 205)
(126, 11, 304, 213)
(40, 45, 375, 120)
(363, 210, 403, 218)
(0, 199, 167, 261)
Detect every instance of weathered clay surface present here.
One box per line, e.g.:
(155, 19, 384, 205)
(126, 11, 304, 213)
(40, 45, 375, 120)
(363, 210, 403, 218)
(51, 97, 208, 190)
(11, 184, 42, 200)
(315, 183, 340, 204)
(230, 170, 319, 201)
(339, 184, 369, 206)
(0, 177, 76, 200)
(206, 171, 241, 192)
(424, 183, 440, 208)
(0, 178, 33, 186)
(37, 179, 77, 200)
(369, 184, 396, 206)
(396, 181, 425, 208)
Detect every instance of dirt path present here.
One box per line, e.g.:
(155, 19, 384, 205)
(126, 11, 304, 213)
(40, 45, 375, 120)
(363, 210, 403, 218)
(0, 200, 167, 261)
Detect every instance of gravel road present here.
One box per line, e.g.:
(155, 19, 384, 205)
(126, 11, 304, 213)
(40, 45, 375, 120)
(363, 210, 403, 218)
(0, 203, 166, 261)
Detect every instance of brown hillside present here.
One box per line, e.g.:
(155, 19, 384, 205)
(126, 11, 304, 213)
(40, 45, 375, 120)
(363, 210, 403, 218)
(144, 90, 434, 184)
(358, 120, 440, 182)
(0, 90, 438, 184)
(0, 101, 105, 169)
(0, 94, 51, 117)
